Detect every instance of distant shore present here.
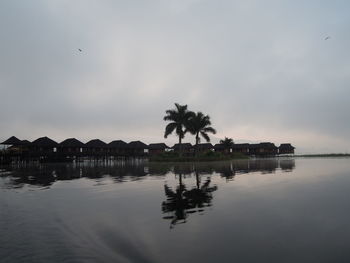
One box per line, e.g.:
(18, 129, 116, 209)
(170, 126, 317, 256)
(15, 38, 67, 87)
(294, 154, 350, 158)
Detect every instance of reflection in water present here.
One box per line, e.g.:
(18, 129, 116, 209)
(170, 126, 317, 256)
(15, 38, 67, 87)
(0, 158, 295, 189)
(0, 161, 150, 189)
(162, 169, 218, 228)
(0, 159, 295, 231)
(5, 158, 350, 263)
(158, 159, 296, 227)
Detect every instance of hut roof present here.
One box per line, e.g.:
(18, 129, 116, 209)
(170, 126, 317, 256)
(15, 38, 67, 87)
(194, 143, 213, 150)
(260, 142, 278, 149)
(31, 137, 58, 147)
(213, 144, 225, 149)
(172, 143, 192, 149)
(249, 144, 260, 149)
(148, 143, 169, 150)
(20, 140, 31, 145)
(1, 136, 22, 145)
(108, 140, 128, 148)
(279, 143, 295, 149)
(85, 139, 107, 148)
(59, 138, 85, 147)
(128, 141, 148, 149)
(233, 143, 250, 149)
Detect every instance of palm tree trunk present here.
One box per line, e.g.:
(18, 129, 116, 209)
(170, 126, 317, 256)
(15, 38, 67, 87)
(179, 136, 182, 157)
(195, 133, 199, 157)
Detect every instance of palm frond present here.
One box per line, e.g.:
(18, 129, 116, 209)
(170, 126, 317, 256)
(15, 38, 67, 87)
(164, 122, 177, 138)
(200, 131, 210, 142)
(163, 103, 194, 142)
(187, 111, 216, 143)
(203, 127, 216, 134)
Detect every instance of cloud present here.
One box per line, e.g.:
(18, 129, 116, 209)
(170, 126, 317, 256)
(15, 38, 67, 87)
(0, 0, 349, 152)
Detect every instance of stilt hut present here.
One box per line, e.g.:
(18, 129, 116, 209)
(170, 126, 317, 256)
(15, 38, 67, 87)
(0, 136, 30, 155)
(278, 144, 295, 155)
(31, 137, 58, 155)
(127, 141, 148, 156)
(249, 142, 278, 156)
(232, 143, 250, 155)
(214, 144, 230, 154)
(172, 143, 193, 156)
(59, 138, 85, 155)
(148, 143, 169, 155)
(84, 139, 107, 155)
(108, 140, 128, 156)
(1, 136, 23, 146)
(1, 136, 27, 153)
(248, 144, 260, 155)
(259, 142, 278, 155)
(18, 140, 32, 153)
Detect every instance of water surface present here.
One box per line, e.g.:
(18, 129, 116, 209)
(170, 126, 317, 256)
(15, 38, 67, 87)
(1, 158, 350, 263)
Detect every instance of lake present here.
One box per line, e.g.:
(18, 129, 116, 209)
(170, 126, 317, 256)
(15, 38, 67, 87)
(1, 158, 350, 263)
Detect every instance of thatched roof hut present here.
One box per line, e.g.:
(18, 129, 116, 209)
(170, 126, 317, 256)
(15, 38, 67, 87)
(260, 142, 278, 149)
(20, 140, 31, 145)
(31, 137, 58, 147)
(279, 143, 295, 150)
(148, 143, 169, 150)
(249, 142, 278, 155)
(59, 138, 85, 148)
(249, 144, 260, 150)
(126, 141, 148, 156)
(233, 143, 250, 149)
(128, 141, 148, 149)
(213, 144, 225, 150)
(279, 143, 295, 154)
(85, 139, 107, 148)
(148, 143, 169, 155)
(232, 143, 250, 153)
(108, 140, 128, 149)
(1, 136, 23, 145)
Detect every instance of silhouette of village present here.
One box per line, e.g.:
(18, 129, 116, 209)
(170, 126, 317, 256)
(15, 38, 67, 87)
(0, 136, 294, 164)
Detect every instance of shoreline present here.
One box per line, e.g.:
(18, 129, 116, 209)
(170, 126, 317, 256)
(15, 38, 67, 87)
(294, 154, 350, 158)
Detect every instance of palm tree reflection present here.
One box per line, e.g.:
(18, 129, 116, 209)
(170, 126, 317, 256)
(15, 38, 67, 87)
(162, 170, 217, 228)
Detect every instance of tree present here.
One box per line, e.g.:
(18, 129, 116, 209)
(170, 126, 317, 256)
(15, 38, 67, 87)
(163, 103, 194, 156)
(187, 112, 216, 155)
(220, 137, 234, 153)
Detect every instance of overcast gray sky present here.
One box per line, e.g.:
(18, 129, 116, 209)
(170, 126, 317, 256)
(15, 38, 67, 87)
(1, 0, 349, 153)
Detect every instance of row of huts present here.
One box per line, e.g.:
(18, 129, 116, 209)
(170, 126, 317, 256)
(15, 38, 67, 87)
(1, 136, 295, 158)
(170, 142, 294, 155)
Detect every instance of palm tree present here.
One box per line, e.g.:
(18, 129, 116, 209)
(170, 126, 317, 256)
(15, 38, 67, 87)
(163, 103, 194, 156)
(187, 112, 216, 155)
(220, 137, 234, 153)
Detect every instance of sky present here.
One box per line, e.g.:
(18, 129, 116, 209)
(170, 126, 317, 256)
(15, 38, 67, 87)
(0, 0, 349, 153)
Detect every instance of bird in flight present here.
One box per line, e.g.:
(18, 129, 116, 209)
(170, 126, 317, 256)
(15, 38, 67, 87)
(78, 49, 82, 52)
(324, 36, 331, 40)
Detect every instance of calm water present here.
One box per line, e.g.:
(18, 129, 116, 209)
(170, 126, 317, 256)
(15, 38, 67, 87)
(1, 158, 350, 263)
